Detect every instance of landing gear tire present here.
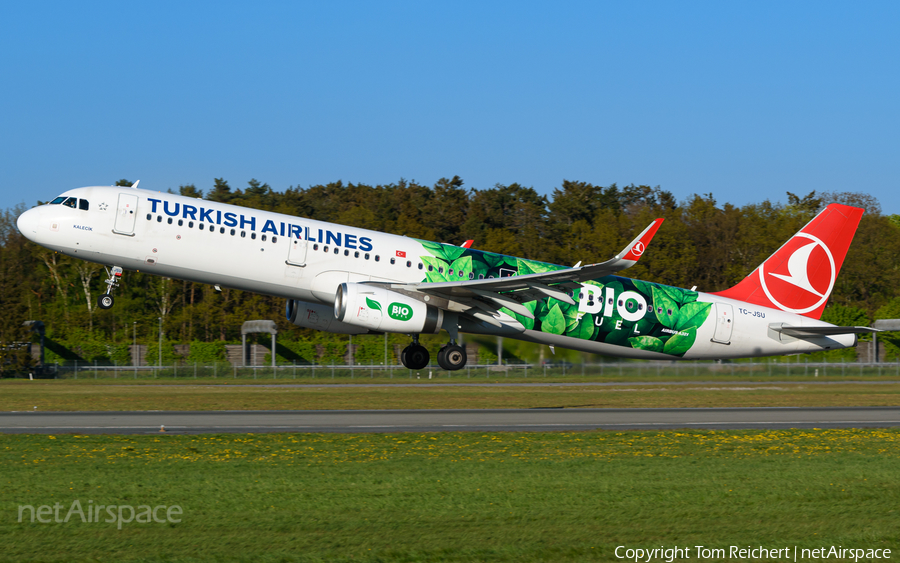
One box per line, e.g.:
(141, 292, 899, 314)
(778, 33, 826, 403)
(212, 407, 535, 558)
(401, 344, 430, 370)
(437, 344, 467, 371)
(98, 294, 114, 310)
(99, 266, 124, 310)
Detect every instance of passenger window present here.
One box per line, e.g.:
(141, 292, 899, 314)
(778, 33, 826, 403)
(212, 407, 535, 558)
(344, 250, 350, 256)
(240, 231, 245, 238)
(428, 265, 433, 272)
(63, 197, 77, 208)
(50, 196, 66, 205)
(146, 213, 152, 220)
(449, 269, 454, 276)
(230, 229, 235, 236)
(168, 218, 173, 224)
(189, 221, 194, 228)
(209, 225, 214, 232)
(418, 263, 423, 270)
(273, 236, 278, 243)
(469, 272, 474, 279)
(251, 233, 256, 240)
(365, 253, 370, 260)
(438, 267, 444, 274)
(354, 251, 359, 258)
(220, 227, 225, 234)
(79, 200, 89, 210)
(157, 216, 162, 222)
(333, 246, 338, 254)
(406, 261, 411, 267)
(375, 255, 380, 262)
(178, 219, 183, 226)
(323, 245, 328, 252)
(199, 223, 204, 230)
(390, 257, 396, 265)
(313, 243, 318, 250)
(262, 235, 268, 242)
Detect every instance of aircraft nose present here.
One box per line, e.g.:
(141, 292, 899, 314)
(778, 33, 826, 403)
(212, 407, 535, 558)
(16, 208, 39, 239)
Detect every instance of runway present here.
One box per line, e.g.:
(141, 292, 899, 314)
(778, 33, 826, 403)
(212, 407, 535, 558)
(2, 407, 900, 434)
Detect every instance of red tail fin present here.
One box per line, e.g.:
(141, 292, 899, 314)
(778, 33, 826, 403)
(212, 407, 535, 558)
(712, 203, 864, 319)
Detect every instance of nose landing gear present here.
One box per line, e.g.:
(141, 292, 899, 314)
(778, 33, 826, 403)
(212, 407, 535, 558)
(97, 266, 124, 310)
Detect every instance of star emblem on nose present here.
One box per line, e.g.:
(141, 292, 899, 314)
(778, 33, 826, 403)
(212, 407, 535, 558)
(99, 203, 108, 211)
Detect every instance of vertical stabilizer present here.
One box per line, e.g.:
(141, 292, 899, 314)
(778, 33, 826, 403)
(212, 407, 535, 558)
(711, 203, 864, 319)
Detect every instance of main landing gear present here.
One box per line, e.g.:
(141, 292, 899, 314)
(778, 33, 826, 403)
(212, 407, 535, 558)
(400, 337, 430, 370)
(437, 342, 467, 371)
(400, 335, 468, 371)
(97, 266, 124, 310)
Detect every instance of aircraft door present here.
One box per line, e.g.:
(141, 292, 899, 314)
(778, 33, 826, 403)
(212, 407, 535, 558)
(286, 238, 308, 266)
(113, 193, 139, 235)
(712, 302, 734, 344)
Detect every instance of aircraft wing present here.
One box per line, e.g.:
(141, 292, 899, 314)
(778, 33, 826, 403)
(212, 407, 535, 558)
(380, 219, 663, 326)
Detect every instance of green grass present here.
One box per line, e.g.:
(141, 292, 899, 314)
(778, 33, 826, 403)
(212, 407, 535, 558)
(3, 379, 900, 411)
(2, 429, 899, 562)
(44, 359, 900, 383)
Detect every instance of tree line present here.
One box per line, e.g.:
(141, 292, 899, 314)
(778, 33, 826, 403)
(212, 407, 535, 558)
(1, 176, 899, 370)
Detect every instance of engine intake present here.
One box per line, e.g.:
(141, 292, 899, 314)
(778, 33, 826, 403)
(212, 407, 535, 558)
(334, 283, 442, 333)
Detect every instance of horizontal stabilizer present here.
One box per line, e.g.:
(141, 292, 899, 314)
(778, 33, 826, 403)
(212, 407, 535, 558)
(873, 319, 900, 331)
(769, 323, 879, 337)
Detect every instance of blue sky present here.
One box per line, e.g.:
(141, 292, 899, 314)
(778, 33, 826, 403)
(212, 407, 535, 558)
(2, 1, 898, 214)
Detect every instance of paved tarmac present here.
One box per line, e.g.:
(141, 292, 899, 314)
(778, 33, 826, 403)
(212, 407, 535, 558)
(2, 407, 900, 434)
(104, 380, 900, 388)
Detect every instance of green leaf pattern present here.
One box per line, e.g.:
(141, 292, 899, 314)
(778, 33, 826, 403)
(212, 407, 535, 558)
(413, 239, 713, 357)
(541, 304, 567, 335)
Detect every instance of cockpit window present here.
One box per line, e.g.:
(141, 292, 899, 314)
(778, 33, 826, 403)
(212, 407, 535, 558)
(50, 196, 66, 205)
(79, 199, 89, 210)
(62, 197, 77, 209)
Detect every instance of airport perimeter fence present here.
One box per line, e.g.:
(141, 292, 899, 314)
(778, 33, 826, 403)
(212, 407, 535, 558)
(40, 358, 900, 380)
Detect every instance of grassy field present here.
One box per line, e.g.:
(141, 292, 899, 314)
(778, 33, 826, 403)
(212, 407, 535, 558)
(2, 429, 898, 562)
(2, 379, 900, 411)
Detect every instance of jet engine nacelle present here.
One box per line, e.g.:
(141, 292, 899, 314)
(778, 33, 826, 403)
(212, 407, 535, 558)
(285, 298, 372, 335)
(334, 283, 443, 334)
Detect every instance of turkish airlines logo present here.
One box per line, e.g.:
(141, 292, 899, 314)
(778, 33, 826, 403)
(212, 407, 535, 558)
(758, 233, 835, 314)
(631, 242, 645, 256)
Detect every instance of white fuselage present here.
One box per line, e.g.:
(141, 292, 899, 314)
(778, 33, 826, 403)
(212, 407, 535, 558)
(16, 185, 856, 360)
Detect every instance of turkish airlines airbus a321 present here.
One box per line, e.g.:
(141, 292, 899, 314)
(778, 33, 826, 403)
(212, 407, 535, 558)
(16, 182, 877, 370)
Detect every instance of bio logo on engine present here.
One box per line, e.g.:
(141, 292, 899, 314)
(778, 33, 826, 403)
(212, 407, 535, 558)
(388, 303, 414, 321)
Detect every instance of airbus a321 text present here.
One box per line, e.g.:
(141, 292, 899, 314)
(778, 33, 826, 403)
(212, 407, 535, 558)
(16, 182, 877, 370)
